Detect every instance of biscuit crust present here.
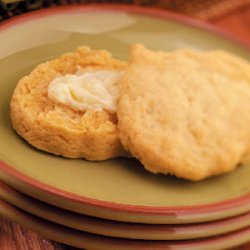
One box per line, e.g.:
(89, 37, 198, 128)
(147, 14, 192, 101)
(11, 47, 127, 160)
(118, 45, 250, 180)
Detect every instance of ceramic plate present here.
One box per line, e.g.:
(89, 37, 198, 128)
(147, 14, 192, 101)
(0, 180, 249, 240)
(0, 198, 249, 250)
(0, 5, 249, 224)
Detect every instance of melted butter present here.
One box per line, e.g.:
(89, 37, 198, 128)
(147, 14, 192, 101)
(48, 70, 124, 112)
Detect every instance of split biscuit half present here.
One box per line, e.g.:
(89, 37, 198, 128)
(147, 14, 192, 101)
(10, 47, 127, 160)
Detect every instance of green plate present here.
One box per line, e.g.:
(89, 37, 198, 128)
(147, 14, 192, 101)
(0, 5, 249, 224)
(0, 180, 249, 240)
(0, 198, 249, 250)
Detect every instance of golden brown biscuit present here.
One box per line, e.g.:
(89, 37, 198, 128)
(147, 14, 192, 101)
(10, 47, 127, 160)
(118, 44, 250, 180)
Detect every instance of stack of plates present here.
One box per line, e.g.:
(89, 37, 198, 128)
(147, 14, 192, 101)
(0, 4, 249, 250)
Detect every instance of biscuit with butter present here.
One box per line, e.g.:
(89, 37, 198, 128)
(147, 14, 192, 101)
(10, 47, 127, 160)
(117, 44, 250, 180)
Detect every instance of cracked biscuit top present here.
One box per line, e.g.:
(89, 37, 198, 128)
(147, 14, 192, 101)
(118, 44, 250, 180)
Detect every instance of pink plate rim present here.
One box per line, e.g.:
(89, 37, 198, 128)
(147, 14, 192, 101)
(0, 4, 249, 216)
(0, 179, 249, 238)
(0, 4, 250, 49)
(0, 198, 250, 249)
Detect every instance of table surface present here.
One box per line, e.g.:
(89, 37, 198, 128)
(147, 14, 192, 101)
(0, 5, 250, 250)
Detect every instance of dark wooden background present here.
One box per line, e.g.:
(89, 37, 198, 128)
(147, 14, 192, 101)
(0, 3, 250, 250)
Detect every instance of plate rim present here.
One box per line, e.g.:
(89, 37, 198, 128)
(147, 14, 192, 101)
(0, 198, 250, 249)
(0, 4, 249, 215)
(0, 4, 250, 50)
(0, 179, 249, 240)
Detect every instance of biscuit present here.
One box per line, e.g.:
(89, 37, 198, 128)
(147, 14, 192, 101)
(10, 47, 127, 160)
(117, 44, 250, 180)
